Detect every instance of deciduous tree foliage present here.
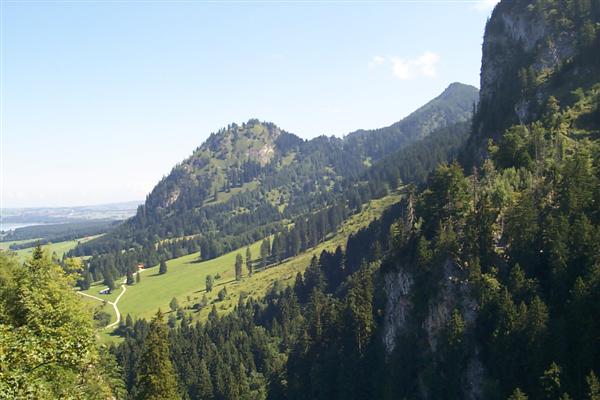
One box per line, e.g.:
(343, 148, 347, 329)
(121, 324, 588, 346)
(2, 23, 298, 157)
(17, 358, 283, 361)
(0, 248, 122, 398)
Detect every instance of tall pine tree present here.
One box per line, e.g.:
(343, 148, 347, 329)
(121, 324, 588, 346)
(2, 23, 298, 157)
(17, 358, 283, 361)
(246, 246, 253, 276)
(235, 253, 243, 281)
(135, 311, 179, 400)
(159, 260, 168, 275)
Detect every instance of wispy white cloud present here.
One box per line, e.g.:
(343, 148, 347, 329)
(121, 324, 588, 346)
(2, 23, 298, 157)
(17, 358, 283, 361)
(369, 52, 440, 80)
(473, 0, 499, 11)
(390, 51, 440, 80)
(368, 55, 385, 69)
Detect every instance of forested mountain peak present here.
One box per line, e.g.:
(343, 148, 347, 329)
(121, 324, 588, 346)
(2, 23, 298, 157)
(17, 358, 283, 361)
(144, 119, 301, 210)
(344, 82, 478, 160)
(128, 83, 478, 221)
(195, 119, 297, 166)
(71, 83, 479, 279)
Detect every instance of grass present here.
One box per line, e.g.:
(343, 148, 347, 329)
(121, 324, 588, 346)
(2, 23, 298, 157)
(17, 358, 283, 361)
(80, 294, 115, 321)
(1, 235, 101, 263)
(79, 293, 119, 343)
(116, 239, 266, 322)
(82, 281, 123, 303)
(205, 180, 260, 206)
(0, 238, 41, 250)
(94, 191, 402, 340)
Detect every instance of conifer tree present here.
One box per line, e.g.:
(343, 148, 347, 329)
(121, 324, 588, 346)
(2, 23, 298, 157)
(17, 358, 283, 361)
(197, 359, 214, 399)
(541, 362, 562, 400)
(235, 253, 243, 281)
(303, 255, 326, 293)
(246, 246, 253, 276)
(126, 271, 134, 285)
(135, 311, 179, 400)
(81, 271, 93, 290)
(206, 274, 214, 292)
(159, 260, 168, 275)
(271, 234, 284, 262)
(345, 264, 374, 354)
(508, 388, 528, 400)
(289, 228, 301, 257)
(586, 371, 600, 400)
(104, 271, 116, 292)
(169, 297, 178, 312)
(260, 238, 271, 268)
(294, 272, 306, 303)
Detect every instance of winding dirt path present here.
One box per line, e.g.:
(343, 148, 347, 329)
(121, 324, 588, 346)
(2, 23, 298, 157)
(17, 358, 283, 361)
(77, 273, 136, 330)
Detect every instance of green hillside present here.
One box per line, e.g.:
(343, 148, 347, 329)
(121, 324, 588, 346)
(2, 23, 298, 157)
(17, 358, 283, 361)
(84, 191, 401, 338)
(0, 235, 100, 263)
(70, 83, 477, 284)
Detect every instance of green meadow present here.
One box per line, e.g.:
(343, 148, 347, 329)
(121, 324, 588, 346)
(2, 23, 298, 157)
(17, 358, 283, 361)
(116, 238, 265, 321)
(92, 191, 401, 338)
(1, 235, 100, 263)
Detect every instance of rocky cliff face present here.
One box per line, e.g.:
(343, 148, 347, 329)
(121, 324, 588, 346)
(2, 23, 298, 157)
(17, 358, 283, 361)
(382, 268, 413, 352)
(481, 1, 578, 121)
(382, 257, 484, 399)
(464, 0, 599, 165)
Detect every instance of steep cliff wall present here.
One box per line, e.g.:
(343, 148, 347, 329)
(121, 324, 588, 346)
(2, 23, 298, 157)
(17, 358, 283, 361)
(463, 0, 600, 165)
(382, 258, 485, 399)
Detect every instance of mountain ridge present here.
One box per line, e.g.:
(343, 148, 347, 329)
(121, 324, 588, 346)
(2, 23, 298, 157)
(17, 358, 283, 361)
(114, 81, 478, 222)
(71, 82, 478, 280)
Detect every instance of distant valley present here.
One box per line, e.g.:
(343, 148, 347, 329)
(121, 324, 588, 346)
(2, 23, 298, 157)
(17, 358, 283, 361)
(1, 200, 140, 228)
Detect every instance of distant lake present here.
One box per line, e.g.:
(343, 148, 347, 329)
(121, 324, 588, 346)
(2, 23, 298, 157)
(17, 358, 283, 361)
(0, 222, 47, 232)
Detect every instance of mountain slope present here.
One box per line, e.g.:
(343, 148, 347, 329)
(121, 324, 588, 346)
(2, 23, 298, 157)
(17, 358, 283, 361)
(72, 83, 478, 281)
(345, 82, 478, 160)
(111, 1, 600, 399)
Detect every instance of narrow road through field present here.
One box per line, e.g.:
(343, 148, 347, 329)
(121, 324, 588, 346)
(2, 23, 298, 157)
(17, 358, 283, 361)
(106, 283, 126, 329)
(77, 271, 144, 330)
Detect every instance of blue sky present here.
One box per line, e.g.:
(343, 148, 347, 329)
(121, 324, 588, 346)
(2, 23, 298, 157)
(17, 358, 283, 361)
(2, 0, 498, 208)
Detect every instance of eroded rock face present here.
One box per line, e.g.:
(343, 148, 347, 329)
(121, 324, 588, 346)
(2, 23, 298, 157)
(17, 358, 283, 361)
(382, 268, 414, 353)
(464, 0, 580, 164)
(382, 258, 484, 399)
(164, 187, 181, 208)
(480, 2, 576, 119)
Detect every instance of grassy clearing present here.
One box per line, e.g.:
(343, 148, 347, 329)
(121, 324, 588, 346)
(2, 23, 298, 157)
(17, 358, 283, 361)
(79, 294, 119, 342)
(0, 238, 42, 250)
(206, 180, 260, 206)
(116, 239, 265, 322)
(80, 294, 115, 322)
(97, 191, 401, 338)
(81, 281, 122, 303)
(1, 235, 101, 263)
